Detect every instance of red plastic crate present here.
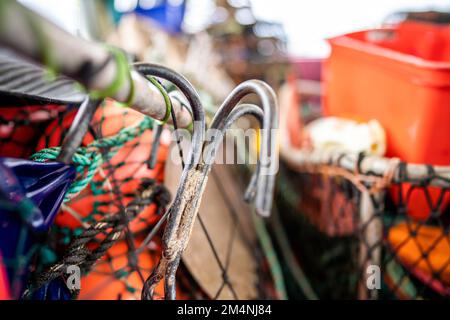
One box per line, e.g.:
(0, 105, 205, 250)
(324, 21, 450, 165)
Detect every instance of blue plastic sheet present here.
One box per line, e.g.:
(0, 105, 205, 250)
(134, 0, 186, 34)
(0, 157, 75, 298)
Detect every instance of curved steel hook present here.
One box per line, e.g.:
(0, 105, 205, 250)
(142, 102, 274, 300)
(57, 98, 101, 164)
(203, 103, 264, 201)
(202, 103, 265, 181)
(208, 80, 278, 217)
(133, 63, 205, 166)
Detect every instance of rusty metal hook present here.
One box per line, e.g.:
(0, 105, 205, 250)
(134, 64, 207, 300)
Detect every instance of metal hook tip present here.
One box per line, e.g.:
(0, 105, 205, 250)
(255, 206, 271, 218)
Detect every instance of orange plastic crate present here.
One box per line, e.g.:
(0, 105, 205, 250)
(324, 22, 450, 165)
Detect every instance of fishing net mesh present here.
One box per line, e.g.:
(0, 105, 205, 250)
(0, 101, 207, 299)
(1, 98, 279, 300)
(277, 161, 450, 299)
(0, 105, 66, 158)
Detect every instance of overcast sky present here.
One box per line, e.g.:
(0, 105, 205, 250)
(19, 0, 450, 57)
(251, 0, 450, 57)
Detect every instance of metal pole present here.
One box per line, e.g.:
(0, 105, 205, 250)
(358, 191, 382, 300)
(0, 1, 192, 128)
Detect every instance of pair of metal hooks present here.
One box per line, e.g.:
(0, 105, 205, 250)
(134, 63, 278, 300)
(36, 61, 278, 300)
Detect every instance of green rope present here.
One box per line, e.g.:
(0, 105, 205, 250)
(31, 147, 101, 202)
(252, 209, 288, 300)
(31, 116, 154, 202)
(91, 116, 153, 149)
(39, 246, 57, 266)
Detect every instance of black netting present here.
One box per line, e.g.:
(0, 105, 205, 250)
(381, 168, 450, 299)
(276, 162, 450, 299)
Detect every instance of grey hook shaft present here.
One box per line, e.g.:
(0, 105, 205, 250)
(209, 80, 279, 217)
